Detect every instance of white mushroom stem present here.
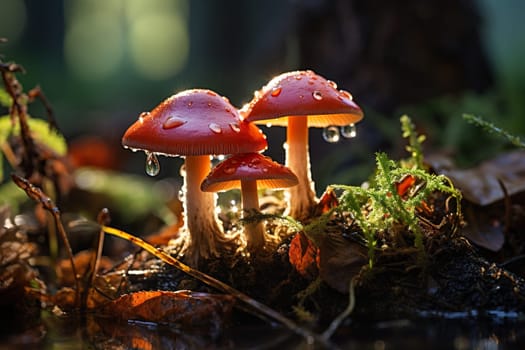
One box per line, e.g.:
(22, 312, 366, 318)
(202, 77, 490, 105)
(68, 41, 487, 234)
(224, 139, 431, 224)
(285, 116, 318, 220)
(240, 179, 265, 251)
(183, 155, 229, 263)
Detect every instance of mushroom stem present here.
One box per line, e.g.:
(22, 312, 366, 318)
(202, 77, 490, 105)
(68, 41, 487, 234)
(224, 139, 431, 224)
(285, 116, 318, 220)
(183, 155, 230, 263)
(241, 179, 265, 251)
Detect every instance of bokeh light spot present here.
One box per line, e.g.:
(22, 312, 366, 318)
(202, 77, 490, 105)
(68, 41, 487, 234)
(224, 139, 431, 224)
(64, 13, 124, 81)
(129, 13, 189, 80)
(0, 0, 27, 44)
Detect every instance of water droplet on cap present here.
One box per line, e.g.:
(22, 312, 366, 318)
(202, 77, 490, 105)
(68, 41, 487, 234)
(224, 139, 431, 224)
(145, 152, 160, 176)
(229, 122, 241, 132)
(312, 91, 323, 101)
(327, 80, 338, 89)
(163, 116, 186, 129)
(339, 90, 353, 100)
(323, 126, 340, 143)
(341, 124, 357, 138)
(223, 166, 236, 175)
(271, 87, 282, 97)
(139, 111, 149, 122)
(209, 123, 222, 134)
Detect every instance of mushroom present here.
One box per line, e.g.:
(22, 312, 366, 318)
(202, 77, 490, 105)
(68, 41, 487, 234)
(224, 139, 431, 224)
(241, 70, 363, 220)
(122, 89, 267, 265)
(201, 152, 298, 252)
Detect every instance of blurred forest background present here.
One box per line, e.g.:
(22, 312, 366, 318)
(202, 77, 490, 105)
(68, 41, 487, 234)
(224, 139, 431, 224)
(1, 0, 525, 191)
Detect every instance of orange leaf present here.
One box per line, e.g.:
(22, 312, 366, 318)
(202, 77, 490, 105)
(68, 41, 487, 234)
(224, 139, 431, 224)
(288, 232, 319, 279)
(98, 290, 234, 328)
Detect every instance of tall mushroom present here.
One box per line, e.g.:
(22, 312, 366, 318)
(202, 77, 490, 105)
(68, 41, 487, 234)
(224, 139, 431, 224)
(241, 70, 363, 220)
(201, 152, 298, 252)
(122, 89, 267, 265)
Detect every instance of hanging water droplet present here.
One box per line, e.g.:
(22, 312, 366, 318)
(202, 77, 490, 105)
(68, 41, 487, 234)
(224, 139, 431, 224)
(270, 87, 282, 97)
(312, 91, 323, 100)
(341, 124, 357, 138)
(266, 122, 272, 128)
(323, 126, 340, 143)
(209, 123, 222, 134)
(145, 152, 160, 176)
(178, 189, 184, 202)
(163, 116, 186, 129)
(327, 80, 338, 89)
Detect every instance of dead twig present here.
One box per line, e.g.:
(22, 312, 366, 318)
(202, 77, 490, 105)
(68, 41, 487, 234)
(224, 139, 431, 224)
(11, 173, 80, 307)
(102, 224, 332, 348)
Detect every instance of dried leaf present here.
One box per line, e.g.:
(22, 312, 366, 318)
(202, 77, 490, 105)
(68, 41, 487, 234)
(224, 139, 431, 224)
(428, 150, 525, 206)
(98, 290, 235, 328)
(318, 233, 368, 293)
(288, 232, 319, 278)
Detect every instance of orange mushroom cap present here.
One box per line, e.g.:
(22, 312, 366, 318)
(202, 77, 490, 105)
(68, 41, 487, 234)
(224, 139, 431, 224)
(241, 70, 363, 127)
(122, 89, 267, 156)
(201, 153, 298, 192)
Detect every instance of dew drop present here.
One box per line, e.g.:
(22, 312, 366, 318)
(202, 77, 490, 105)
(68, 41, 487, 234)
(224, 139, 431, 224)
(229, 122, 241, 133)
(339, 90, 353, 100)
(209, 123, 222, 134)
(322, 126, 340, 143)
(187, 101, 193, 107)
(327, 80, 338, 89)
(270, 87, 282, 97)
(295, 75, 303, 80)
(138, 111, 149, 122)
(178, 189, 184, 201)
(312, 91, 323, 101)
(341, 124, 357, 138)
(163, 116, 186, 129)
(262, 167, 269, 173)
(223, 166, 236, 175)
(206, 90, 217, 97)
(145, 152, 160, 176)
(266, 122, 273, 128)
(249, 158, 260, 167)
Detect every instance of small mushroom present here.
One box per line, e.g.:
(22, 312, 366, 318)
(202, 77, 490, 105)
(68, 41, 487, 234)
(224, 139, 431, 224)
(241, 70, 363, 220)
(201, 152, 298, 252)
(122, 89, 267, 265)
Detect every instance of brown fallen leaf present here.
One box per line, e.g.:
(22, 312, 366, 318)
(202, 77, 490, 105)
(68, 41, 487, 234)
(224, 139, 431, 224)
(97, 290, 235, 329)
(318, 232, 368, 294)
(428, 150, 525, 206)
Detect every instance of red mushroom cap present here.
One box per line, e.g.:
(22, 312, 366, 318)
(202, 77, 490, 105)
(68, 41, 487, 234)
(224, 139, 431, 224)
(122, 89, 267, 156)
(201, 153, 298, 192)
(241, 70, 363, 127)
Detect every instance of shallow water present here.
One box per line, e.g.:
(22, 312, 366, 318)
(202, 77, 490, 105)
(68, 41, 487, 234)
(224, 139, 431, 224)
(3, 310, 525, 349)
